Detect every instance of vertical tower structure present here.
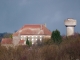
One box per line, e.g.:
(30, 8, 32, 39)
(64, 18, 77, 36)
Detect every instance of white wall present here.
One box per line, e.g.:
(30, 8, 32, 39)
(66, 27, 74, 36)
(13, 36, 20, 46)
(20, 35, 44, 45)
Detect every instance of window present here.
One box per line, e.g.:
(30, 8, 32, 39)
(24, 36, 26, 37)
(40, 38, 42, 41)
(32, 36, 34, 39)
(32, 38, 34, 41)
(35, 36, 38, 39)
(40, 36, 42, 37)
(36, 39, 37, 41)
(20, 36, 22, 38)
(32, 38, 34, 45)
(40, 36, 42, 40)
(24, 36, 26, 40)
(21, 36, 24, 40)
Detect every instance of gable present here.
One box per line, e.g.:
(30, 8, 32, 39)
(13, 24, 51, 36)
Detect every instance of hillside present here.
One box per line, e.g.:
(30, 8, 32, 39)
(0, 33, 80, 60)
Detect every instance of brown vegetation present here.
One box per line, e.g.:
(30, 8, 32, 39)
(0, 33, 80, 60)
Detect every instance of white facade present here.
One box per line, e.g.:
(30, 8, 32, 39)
(20, 35, 43, 45)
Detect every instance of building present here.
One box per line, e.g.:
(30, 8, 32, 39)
(1, 24, 51, 46)
(1, 18, 77, 47)
(1, 38, 13, 48)
(13, 24, 51, 46)
(1, 24, 51, 47)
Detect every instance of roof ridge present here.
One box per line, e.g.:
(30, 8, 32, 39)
(24, 24, 43, 25)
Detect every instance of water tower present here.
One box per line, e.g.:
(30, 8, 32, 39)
(64, 18, 77, 36)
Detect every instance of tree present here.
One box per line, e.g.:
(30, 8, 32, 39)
(26, 38, 29, 46)
(51, 29, 62, 44)
(26, 38, 32, 46)
(3, 33, 13, 38)
(10, 34, 13, 38)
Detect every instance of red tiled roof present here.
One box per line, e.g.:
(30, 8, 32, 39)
(1, 38, 12, 44)
(19, 40, 24, 44)
(13, 24, 51, 36)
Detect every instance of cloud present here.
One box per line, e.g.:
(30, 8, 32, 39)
(0, 0, 80, 34)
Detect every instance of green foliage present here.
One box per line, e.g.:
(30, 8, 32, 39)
(3, 33, 13, 38)
(26, 38, 29, 46)
(51, 29, 62, 44)
(10, 34, 13, 38)
(29, 40, 32, 46)
(42, 39, 54, 45)
(26, 38, 32, 46)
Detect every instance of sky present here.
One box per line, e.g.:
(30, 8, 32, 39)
(0, 0, 80, 35)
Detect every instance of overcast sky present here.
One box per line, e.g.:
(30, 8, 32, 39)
(0, 0, 80, 35)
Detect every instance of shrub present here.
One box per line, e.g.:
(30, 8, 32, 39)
(26, 38, 32, 47)
(51, 29, 62, 45)
(0, 32, 80, 60)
